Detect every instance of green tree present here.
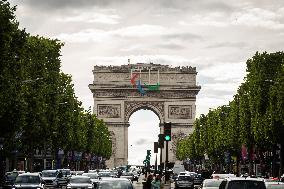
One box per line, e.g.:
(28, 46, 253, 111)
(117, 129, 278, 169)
(0, 0, 27, 156)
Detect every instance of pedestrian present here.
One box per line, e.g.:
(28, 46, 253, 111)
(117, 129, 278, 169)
(151, 175, 161, 189)
(145, 174, 153, 189)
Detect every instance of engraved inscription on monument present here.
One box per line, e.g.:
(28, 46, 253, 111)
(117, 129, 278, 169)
(168, 105, 192, 119)
(98, 104, 121, 118)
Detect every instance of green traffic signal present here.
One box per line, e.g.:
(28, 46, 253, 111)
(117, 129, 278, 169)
(165, 135, 171, 141)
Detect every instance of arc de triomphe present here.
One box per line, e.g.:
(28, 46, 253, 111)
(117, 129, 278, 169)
(88, 63, 201, 168)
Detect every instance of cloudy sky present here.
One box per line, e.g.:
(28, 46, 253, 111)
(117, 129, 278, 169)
(10, 0, 284, 165)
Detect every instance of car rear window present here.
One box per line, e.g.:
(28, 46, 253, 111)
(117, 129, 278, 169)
(204, 180, 223, 187)
(228, 180, 266, 189)
(178, 176, 193, 181)
(15, 175, 40, 184)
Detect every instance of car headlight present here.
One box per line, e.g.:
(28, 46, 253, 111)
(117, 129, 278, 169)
(88, 186, 93, 189)
(37, 188, 41, 189)
(12, 187, 16, 189)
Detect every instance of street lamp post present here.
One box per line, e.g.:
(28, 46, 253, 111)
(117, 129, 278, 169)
(0, 137, 5, 187)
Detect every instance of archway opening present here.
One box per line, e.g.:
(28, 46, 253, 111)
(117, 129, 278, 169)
(128, 110, 160, 166)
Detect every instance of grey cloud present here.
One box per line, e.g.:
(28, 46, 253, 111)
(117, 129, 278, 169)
(203, 89, 236, 97)
(134, 138, 150, 146)
(155, 43, 185, 50)
(156, 0, 234, 13)
(12, 0, 236, 14)
(206, 42, 249, 49)
(164, 33, 202, 41)
(13, 0, 117, 10)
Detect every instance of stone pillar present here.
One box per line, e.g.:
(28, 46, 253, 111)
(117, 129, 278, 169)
(105, 123, 129, 168)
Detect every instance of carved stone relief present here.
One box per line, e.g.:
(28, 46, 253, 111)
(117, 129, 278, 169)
(98, 104, 121, 118)
(109, 131, 116, 156)
(94, 89, 199, 99)
(168, 105, 192, 119)
(171, 131, 188, 162)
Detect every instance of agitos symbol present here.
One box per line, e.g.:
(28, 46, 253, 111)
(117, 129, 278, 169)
(130, 67, 160, 95)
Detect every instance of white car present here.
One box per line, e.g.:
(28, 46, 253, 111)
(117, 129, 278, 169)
(201, 179, 223, 189)
(265, 180, 284, 189)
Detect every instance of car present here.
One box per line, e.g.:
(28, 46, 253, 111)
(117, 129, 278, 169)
(265, 179, 284, 189)
(110, 170, 119, 178)
(211, 174, 236, 179)
(66, 175, 93, 189)
(55, 169, 72, 188)
(93, 178, 134, 189)
(201, 179, 223, 189)
(219, 177, 266, 189)
(98, 171, 113, 179)
(12, 172, 45, 189)
(193, 174, 204, 186)
(120, 172, 134, 182)
(41, 170, 58, 188)
(3, 171, 20, 189)
(132, 171, 139, 182)
(82, 173, 100, 184)
(175, 175, 194, 189)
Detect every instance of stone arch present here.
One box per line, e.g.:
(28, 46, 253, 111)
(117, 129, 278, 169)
(89, 63, 201, 168)
(124, 101, 164, 123)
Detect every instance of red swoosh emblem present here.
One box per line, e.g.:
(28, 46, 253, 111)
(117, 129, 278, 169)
(130, 73, 139, 87)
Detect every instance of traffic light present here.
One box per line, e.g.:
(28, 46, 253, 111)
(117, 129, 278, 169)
(154, 142, 158, 153)
(158, 134, 164, 148)
(147, 150, 151, 157)
(164, 122, 171, 141)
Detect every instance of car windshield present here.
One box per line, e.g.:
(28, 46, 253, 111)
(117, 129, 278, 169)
(122, 173, 133, 176)
(98, 180, 133, 189)
(70, 177, 91, 183)
(99, 172, 112, 177)
(204, 180, 223, 187)
(195, 174, 202, 178)
(42, 171, 57, 177)
(228, 180, 266, 189)
(61, 170, 71, 176)
(14, 175, 40, 184)
(178, 176, 192, 181)
(6, 173, 18, 180)
(82, 173, 98, 179)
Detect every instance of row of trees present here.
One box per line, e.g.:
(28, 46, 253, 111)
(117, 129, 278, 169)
(0, 0, 112, 172)
(176, 51, 284, 176)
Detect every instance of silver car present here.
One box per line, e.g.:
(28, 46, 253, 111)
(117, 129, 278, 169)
(12, 173, 45, 189)
(41, 170, 58, 188)
(66, 176, 93, 189)
(94, 178, 134, 189)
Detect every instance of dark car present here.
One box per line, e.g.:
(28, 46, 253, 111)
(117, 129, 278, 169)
(41, 170, 58, 188)
(94, 178, 134, 189)
(3, 171, 20, 189)
(55, 169, 71, 188)
(12, 172, 45, 189)
(175, 175, 194, 189)
(194, 174, 204, 186)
